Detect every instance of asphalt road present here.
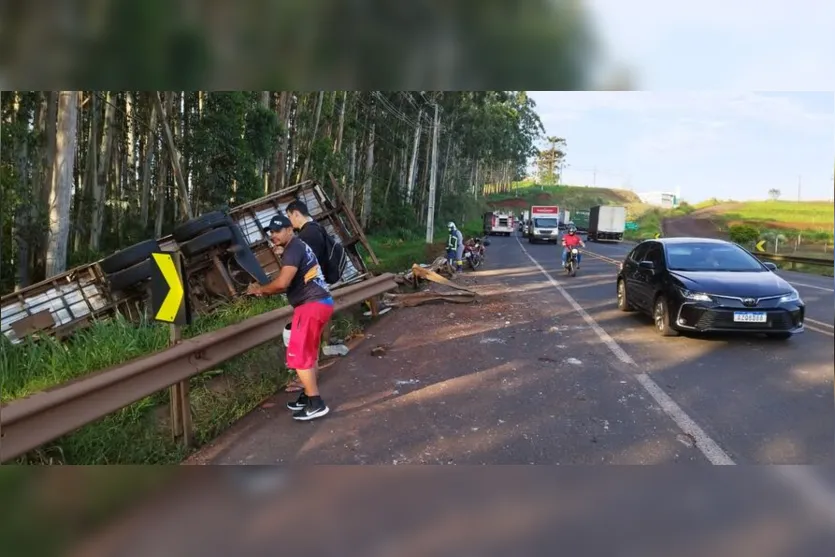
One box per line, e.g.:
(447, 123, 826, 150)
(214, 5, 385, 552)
(523, 234, 834, 464)
(192, 232, 832, 466)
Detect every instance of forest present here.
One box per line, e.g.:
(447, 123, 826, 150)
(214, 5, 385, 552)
(0, 91, 545, 294)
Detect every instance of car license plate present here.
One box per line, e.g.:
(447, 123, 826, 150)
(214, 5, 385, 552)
(733, 312, 767, 323)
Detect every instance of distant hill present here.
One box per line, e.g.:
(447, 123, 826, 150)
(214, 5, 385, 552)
(485, 182, 641, 212)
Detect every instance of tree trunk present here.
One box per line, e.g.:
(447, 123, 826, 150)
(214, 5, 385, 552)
(77, 92, 98, 251)
(155, 93, 171, 237)
(153, 91, 192, 220)
(13, 93, 31, 289)
(90, 91, 116, 252)
(360, 96, 376, 229)
(270, 91, 291, 192)
(140, 94, 158, 229)
(45, 91, 79, 278)
(300, 91, 324, 182)
(126, 91, 136, 215)
(334, 91, 347, 154)
(260, 91, 271, 193)
(347, 139, 357, 209)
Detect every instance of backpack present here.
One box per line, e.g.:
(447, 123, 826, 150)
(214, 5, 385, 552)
(311, 221, 347, 284)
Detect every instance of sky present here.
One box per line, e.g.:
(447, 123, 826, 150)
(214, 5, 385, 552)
(584, 0, 835, 91)
(528, 91, 834, 203)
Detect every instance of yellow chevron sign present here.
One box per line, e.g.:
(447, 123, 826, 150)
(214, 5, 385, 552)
(755, 240, 766, 252)
(151, 253, 187, 324)
(654, 232, 661, 239)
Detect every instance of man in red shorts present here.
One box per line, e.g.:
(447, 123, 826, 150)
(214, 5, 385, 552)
(247, 214, 334, 421)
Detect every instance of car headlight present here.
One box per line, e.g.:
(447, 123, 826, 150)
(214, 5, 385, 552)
(779, 289, 800, 303)
(678, 287, 712, 302)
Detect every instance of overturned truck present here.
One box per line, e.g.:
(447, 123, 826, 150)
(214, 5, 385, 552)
(1, 178, 378, 345)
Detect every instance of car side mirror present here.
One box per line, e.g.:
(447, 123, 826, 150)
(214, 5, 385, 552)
(763, 262, 777, 272)
(639, 260, 655, 271)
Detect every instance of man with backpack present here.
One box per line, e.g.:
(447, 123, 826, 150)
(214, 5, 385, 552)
(283, 199, 346, 392)
(286, 199, 346, 285)
(247, 214, 333, 421)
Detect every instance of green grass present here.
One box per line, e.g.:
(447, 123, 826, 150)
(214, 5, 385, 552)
(1, 296, 298, 464)
(484, 181, 641, 210)
(693, 200, 834, 243)
(362, 225, 482, 274)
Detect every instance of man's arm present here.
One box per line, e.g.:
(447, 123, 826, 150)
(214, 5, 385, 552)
(248, 264, 297, 296)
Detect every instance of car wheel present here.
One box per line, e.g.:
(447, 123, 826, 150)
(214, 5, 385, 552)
(766, 332, 792, 340)
(180, 226, 234, 258)
(107, 259, 153, 292)
(99, 239, 161, 274)
(653, 295, 679, 337)
(617, 279, 634, 312)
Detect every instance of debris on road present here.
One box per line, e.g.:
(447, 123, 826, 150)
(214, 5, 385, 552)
(409, 264, 477, 294)
(383, 291, 476, 308)
(322, 344, 350, 357)
(371, 346, 387, 357)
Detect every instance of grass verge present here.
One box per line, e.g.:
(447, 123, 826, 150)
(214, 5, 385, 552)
(0, 227, 455, 464)
(1, 293, 365, 464)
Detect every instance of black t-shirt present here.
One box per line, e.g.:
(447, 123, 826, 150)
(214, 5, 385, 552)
(297, 221, 327, 265)
(281, 237, 331, 307)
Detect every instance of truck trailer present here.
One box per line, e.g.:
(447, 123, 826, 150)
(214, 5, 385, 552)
(587, 205, 627, 242)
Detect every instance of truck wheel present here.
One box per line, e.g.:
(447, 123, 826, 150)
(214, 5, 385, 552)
(99, 239, 161, 275)
(173, 211, 229, 243)
(180, 226, 234, 258)
(107, 259, 153, 292)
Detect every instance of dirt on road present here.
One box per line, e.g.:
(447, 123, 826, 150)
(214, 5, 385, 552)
(662, 215, 726, 239)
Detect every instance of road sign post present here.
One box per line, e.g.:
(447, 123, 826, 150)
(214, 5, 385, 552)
(150, 251, 193, 447)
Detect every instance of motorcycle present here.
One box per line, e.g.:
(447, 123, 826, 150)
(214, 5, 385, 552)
(564, 247, 580, 277)
(464, 237, 488, 270)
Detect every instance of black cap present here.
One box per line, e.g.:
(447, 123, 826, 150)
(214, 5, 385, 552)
(263, 213, 293, 233)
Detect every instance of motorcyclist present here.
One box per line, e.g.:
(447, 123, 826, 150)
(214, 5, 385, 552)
(446, 222, 464, 272)
(561, 225, 585, 269)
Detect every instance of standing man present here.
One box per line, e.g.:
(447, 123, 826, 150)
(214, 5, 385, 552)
(284, 199, 329, 393)
(447, 221, 464, 273)
(286, 199, 326, 264)
(247, 214, 333, 421)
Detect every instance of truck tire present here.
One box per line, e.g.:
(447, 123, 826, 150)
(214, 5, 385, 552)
(173, 211, 229, 243)
(180, 226, 234, 258)
(99, 239, 161, 274)
(107, 259, 153, 292)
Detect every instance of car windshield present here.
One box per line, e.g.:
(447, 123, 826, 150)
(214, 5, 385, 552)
(533, 218, 558, 228)
(665, 243, 765, 272)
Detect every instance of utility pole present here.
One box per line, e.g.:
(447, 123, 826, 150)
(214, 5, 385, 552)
(407, 107, 423, 203)
(425, 100, 440, 243)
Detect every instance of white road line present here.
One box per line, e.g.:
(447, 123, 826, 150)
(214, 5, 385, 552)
(515, 235, 736, 466)
(788, 280, 834, 293)
(806, 317, 834, 329)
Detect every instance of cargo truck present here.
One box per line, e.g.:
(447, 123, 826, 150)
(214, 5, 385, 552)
(558, 209, 571, 230)
(573, 210, 590, 232)
(486, 210, 515, 236)
(587, 205, 627, 242)
(527, 205, 560, 244)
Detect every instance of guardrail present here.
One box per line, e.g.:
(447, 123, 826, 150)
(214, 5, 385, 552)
(0, 273, 399, 463)
(754, 252, 834, 270)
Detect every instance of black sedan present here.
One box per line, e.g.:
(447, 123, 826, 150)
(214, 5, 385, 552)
(616, 238, 805, 339)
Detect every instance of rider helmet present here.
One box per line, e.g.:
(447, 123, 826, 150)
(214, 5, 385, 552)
(447, 221, 456, 231)
(567, 225, 577, 235)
